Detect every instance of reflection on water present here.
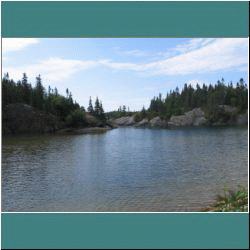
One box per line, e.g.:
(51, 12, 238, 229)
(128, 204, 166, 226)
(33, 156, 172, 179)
(1, 127, 248, 212)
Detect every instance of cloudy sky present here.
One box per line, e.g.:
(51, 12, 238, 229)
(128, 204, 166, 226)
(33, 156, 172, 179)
(2, 38, 248, 111)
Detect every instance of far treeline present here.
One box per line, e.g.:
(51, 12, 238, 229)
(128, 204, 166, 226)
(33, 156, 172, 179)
(112, 78, 248, 124)
(2, 73, 248, 128)
(2, 73, 106, 129)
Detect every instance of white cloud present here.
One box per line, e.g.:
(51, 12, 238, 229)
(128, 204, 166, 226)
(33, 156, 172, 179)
(113, 47, 148, 57)
(98, 59, 148, 72)
(2, 38, 39, 53)
(4, 57, 98, 82)
(153, 38, 248, 75)
(120, 49, 148, 57)
(99, 38, 248, 76)
(3, 38, 248, 84)
(171, 38, 215, 54)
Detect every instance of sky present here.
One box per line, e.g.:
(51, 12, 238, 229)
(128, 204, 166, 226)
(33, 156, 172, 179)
(2, 38, 248, 112)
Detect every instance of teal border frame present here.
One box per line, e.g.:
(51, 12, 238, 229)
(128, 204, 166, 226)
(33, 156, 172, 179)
(1, 1, 249, 37)
(1, 213, 249, 249)
(1, 1, 249, 249)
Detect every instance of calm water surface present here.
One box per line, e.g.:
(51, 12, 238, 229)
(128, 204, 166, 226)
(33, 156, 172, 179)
(2, 127, 248, 212)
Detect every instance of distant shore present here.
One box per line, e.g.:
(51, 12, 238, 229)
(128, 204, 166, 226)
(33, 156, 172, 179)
(56, 127, 112, 135)
(2, 104, 248, 136)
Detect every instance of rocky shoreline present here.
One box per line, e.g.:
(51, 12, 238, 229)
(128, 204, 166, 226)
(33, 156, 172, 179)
(2, 104, 248, 136)
(108, 107, 248, 129)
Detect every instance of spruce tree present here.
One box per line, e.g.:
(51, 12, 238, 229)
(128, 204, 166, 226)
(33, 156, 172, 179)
(99, 101, 106, 121)
(33, 74, 44, 110)
(94, 97, 100, 116)
(87, 96, 94, 114)
(22, 73, 31, 104)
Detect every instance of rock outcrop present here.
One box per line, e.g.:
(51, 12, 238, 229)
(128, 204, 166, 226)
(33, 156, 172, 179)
(149, 117, 168, 128)
(236, 112, 248, 125)
(134, 118, 149, 128)
(108, 107, 248, 129)
(218, 105, 237, 113)
(169, 108, 207, 127)
(110, 116, 136, 127)
(2, 104, 58, 135)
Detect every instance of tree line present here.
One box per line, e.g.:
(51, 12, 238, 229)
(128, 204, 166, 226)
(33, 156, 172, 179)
(147, 78, 248, 122)
(110, 78, 248, 123)
(2, 73, 106, 128)
(2, 73, 248, 126)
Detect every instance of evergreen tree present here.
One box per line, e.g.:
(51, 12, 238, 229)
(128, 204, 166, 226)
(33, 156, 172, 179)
(99, 102, 106, 121)
(22, 73, 31, 104)
(122, 105, 126, 113)
(94, 97, 100, 115)
(87, 96, 94, 114)
(54, 87, 58, 96)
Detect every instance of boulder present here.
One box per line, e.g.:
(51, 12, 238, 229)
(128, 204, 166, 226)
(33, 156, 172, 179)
(149, 116, 168, 128)
(236, 112, 248, 125)
(218, 105, 237, 113)
(134, 118, 149, 128)
(193, 117, 208, 126)
(112, 116, 135, 127)
(169, 108, 207, 127)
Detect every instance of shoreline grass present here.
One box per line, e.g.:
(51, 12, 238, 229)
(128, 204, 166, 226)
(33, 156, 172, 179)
(202, 185, 248, 212)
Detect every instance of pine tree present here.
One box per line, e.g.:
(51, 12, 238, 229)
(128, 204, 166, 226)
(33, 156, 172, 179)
(94, 97, 100, 115)
(54, 87, 58, 96)
(66, 88, 69, 98)
(99, 101, 106, 121)
(22, 73, 31, 104)
(33, 74, 44, 110)
(87, 96, 94, 114)
(122, 105, 126, 113)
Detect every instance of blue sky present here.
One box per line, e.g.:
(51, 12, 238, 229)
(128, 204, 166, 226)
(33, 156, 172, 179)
(2, 38, 248, 112)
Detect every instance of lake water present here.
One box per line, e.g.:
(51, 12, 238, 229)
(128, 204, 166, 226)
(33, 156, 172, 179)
(1, 127, 248, 212)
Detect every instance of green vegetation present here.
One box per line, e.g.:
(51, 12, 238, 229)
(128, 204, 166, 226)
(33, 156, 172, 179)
(2, 73, 248, 133)
(2, 73, 107, 132)
(106, 105, 134, 120)
(205, 185, 248, 212)
(105, 78, 248, 124)
(136, 78, 248, 123)
(66, 109, 87, 128)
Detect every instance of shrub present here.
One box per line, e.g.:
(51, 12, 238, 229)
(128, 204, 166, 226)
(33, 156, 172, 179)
(211, 185, 248, 212)
(66, 109, 87, 128)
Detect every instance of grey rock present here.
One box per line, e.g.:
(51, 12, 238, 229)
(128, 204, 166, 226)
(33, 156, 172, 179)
(236, 112, 248, 125)
(218, 105, 237, 113)
(170, 108, 206, 127)
(134, 118, 149, 127)
(112, 116, 135, 127)
(193, 117, 208, 126)
(149, 117, 168, 128)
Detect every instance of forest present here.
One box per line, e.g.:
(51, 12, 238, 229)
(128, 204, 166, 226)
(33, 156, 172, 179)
(2, 73, 106, 129)
(115, 78, 248, 124)
(2, 73, 248, 131)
